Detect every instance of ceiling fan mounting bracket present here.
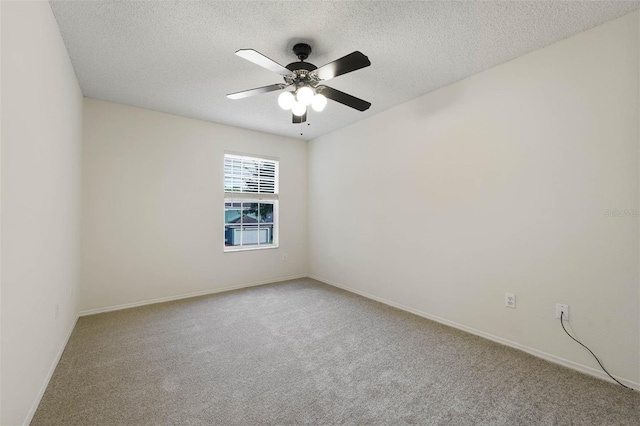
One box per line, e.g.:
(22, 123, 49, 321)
(292, 43, 312, 61)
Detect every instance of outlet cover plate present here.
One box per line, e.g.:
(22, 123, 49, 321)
(505, 293, 516, 308)
(556, 303, 569, 320)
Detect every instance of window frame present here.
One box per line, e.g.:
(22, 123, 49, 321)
(223, 153, 279, 252)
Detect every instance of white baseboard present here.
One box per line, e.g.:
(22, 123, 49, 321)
(309, 275, 639, 391)
(79, 274, 308, 316)
(23, 314, 79, 426)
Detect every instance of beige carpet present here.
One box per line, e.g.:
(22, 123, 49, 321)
(32, 278, 639, 425)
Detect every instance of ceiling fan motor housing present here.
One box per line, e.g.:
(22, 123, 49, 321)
(285, 62, 317, 72)
(285, 44, 319, 88)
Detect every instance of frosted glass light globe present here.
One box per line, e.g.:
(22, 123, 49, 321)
(296, 86, 315, 106)
(291, 101, 306, 117)
(278, 92, 295, 110)
(311, 94, 327, 112)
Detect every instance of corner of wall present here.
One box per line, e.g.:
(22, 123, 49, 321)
(637, 7, 640, 386)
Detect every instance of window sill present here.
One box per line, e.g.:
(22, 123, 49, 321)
(224, 245, 279, 253)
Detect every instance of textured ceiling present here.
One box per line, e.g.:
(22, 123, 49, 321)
(50, 1, 640, 141)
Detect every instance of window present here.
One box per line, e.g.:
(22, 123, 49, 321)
(224, 153, 278, 251)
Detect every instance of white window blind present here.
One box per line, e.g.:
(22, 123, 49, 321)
(224, 154, 278, 195)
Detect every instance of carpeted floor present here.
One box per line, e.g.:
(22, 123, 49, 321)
(32, 278, 639, 425)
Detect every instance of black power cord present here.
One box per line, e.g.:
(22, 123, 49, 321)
(560, 312, 633, 390)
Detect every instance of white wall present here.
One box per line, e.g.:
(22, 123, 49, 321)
(1, 1, 83, 424)
(309, 12, 640, 386)
(81, 99, 307, 312)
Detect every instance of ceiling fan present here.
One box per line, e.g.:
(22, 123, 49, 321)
(227, 43, 371, 123)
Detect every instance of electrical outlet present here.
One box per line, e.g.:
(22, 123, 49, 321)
(505, 293, 516, 309)
(282, 253, 288, 262)
(55, 303, 59, 320)
(556, 303, 569, 320)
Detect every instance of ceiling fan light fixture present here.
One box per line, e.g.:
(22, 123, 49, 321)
(311, 94, 327, 112)
(278, 91, 295, 110)
(227, 45, 372, 124)
(296, 86, 315, 106)
(291, 101, 306, 116)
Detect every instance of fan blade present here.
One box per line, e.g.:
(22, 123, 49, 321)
(292, 110, 307, 123)
(317, 85, 371, 111)
(236, 49, 292, 76)
(314, 51, 371, 81)
(227, 83, 288, 100)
